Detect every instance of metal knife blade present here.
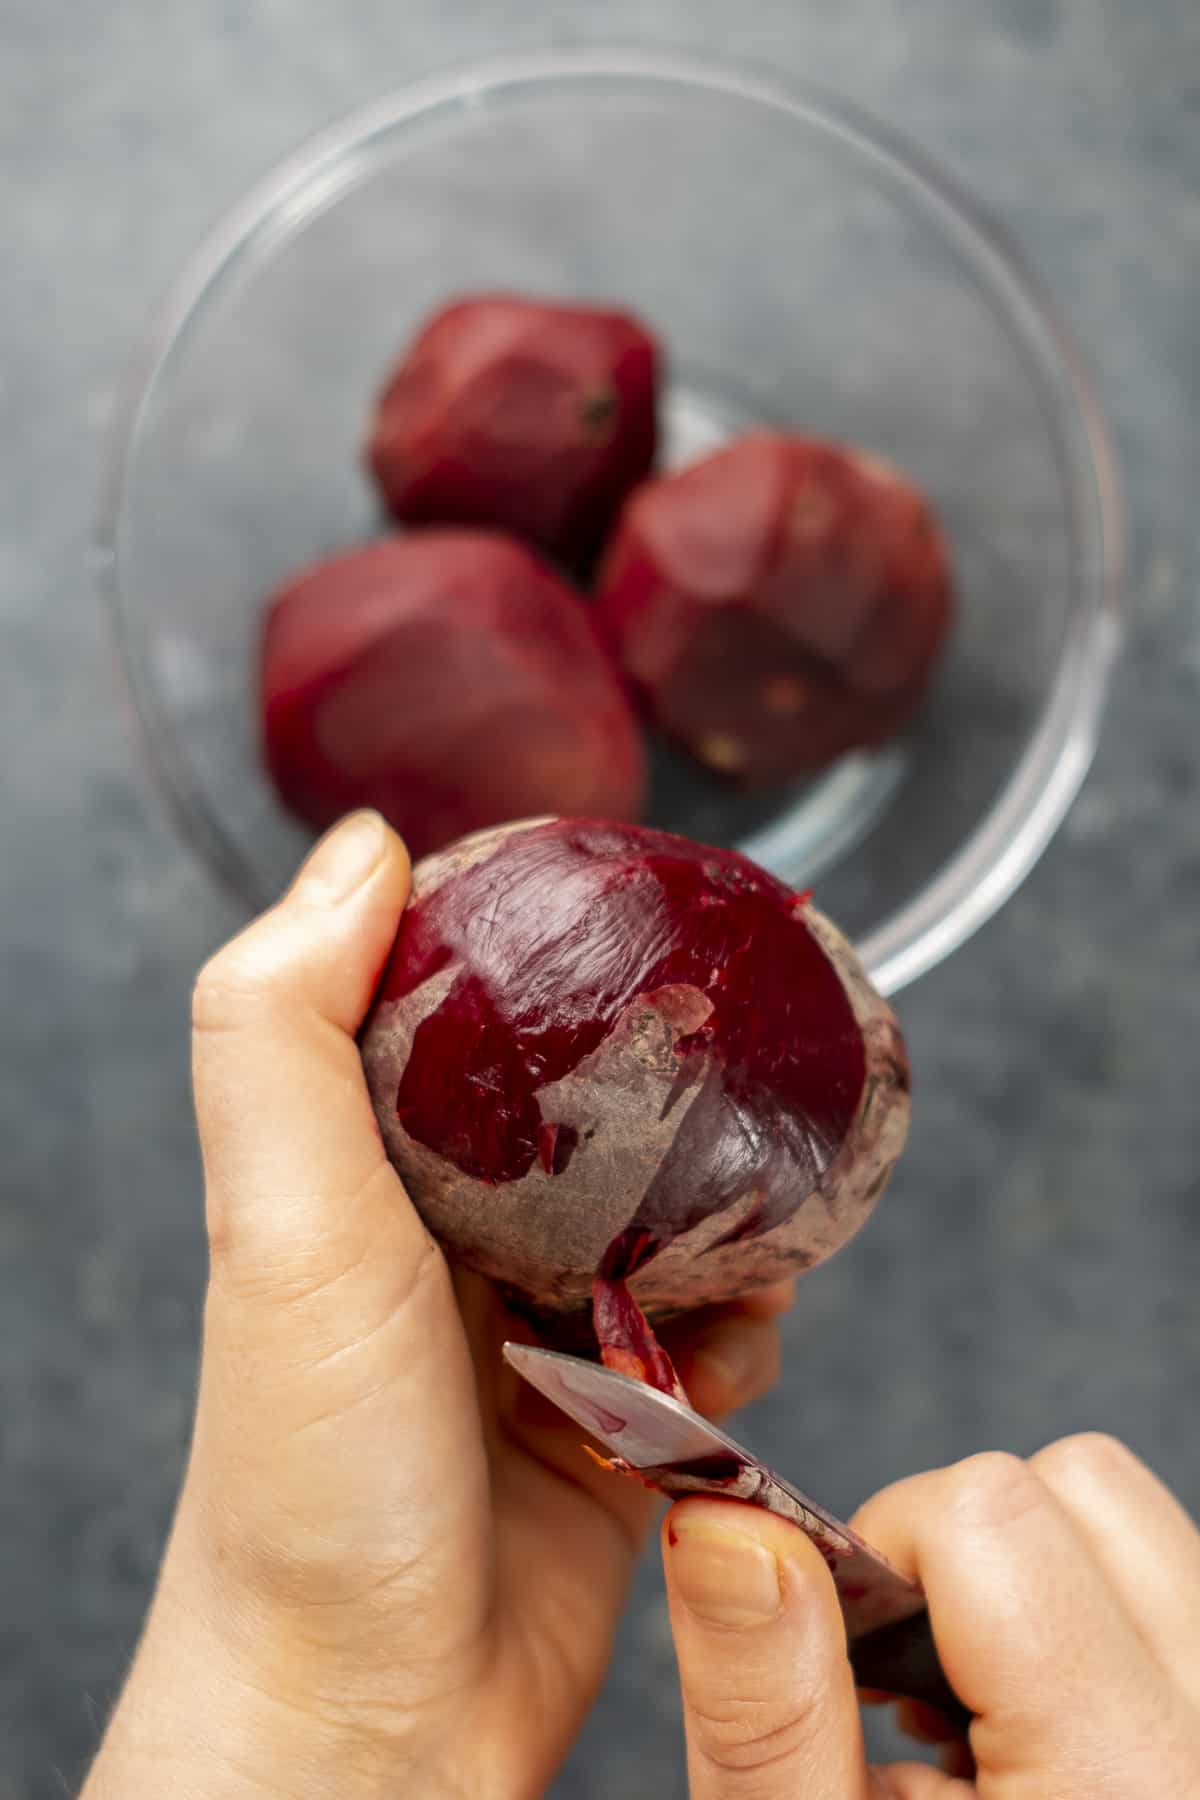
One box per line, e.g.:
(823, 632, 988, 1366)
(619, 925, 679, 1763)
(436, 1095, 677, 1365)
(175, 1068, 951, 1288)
(503, 1342, 969, 1730)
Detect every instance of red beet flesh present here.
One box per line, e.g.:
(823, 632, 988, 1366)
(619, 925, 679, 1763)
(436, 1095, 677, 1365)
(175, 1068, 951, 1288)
(260, 532, 645, 861)
(381, 821, 863, 1192)
(367, 294, 660, 568)
(360, 818, 909, 1330)
(594, 432, 953, 781)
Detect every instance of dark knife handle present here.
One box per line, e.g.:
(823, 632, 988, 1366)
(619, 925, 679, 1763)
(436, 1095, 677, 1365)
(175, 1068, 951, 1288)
(849, 1610, 971, 1733)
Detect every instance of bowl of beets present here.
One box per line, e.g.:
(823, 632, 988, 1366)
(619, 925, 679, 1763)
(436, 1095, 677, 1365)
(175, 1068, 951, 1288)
(99, 49, 1122, 1367)
(100, 48, 1120, 1003)
(262, 293, 953, 865)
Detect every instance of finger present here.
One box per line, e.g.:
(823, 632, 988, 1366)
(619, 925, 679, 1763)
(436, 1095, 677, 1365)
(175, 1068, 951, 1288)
(731, 1279, 796, 1320)
(188, 818, 491, 1648)
(1031, 1432, 1200, 1702)
(663, 1312, 782, 1419)
(654, 1279, 795, 1347)
(664, 1497, 874, 1799)
(851, 1452, 1183, 1776)
(192, 811, 421, 1291)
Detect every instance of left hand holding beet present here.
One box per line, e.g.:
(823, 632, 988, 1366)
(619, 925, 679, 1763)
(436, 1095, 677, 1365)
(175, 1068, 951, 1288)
(81, 812, 790, 1800)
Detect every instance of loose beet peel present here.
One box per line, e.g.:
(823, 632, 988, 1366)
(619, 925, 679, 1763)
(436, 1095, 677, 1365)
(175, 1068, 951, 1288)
(594, 431, 953, 781)
(592, 1274, 688, 1401)
(260, 532, 645, 861)
(360, 817, 910, 1350)
(366, 294, 660, 568)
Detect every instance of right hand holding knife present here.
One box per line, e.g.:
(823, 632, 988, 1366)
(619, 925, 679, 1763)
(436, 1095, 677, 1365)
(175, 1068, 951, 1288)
(662, 1435, 1200, 1796)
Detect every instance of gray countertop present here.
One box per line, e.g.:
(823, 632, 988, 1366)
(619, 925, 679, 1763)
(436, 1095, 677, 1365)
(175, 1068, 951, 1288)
(3, 3, 1199, 1795)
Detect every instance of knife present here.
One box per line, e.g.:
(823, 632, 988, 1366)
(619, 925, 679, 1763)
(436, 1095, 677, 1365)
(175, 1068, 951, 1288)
(503, 1342, 969, 1731)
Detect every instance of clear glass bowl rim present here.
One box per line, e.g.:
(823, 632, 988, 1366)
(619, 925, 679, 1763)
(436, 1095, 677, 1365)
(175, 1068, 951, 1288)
(94, 44, 1124, 995)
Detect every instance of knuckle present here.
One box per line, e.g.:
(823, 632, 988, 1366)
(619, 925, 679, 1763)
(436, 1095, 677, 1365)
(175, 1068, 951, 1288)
(945, 1450, 1048, 1534)
(369, 1215, 447, 1324)
(192, 921, 296, 1037)
(192, 946, 263, 1035)
(687, 1689, 816, 1783)
(1034, 1430, 1140, 1487)
(721, 1325, 781, 1405)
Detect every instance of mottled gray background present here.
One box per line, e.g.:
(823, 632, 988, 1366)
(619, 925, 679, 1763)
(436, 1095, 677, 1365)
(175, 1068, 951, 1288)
(3, 3, 1199, 1796)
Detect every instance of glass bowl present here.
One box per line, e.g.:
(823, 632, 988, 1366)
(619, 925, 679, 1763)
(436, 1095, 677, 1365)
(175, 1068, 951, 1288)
(96, 47, 1122, 994)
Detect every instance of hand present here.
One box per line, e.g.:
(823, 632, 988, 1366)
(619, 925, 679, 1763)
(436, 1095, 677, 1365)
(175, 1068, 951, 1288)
(83, 813, 790, 1800)
(662, 1434, 1200, 1795)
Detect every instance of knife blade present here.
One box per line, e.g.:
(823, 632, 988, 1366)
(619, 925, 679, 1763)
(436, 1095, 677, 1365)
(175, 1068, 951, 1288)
(503, 1342, 968, 1730)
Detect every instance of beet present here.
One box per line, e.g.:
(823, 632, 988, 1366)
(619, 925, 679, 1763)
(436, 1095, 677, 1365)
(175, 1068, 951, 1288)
(360, 818, 909, 1337)
(594, 432, 953, 781)
(366, 294, 659, 568)
(260, 532, 645, 861)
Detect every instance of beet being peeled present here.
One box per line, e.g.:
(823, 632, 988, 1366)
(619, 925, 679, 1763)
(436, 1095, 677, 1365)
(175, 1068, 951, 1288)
(360, 818, 910, 1344)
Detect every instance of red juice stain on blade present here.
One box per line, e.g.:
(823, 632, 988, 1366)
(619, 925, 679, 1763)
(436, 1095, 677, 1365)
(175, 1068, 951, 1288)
(571, 1398, 630, 1438)
(380, 822, 866, 1254)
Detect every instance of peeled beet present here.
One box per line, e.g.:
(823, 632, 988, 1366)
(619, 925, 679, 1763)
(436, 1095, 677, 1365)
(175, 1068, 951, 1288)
(260, 532, 645, 861)
(594, 432, 953, 781)
(366, 294, 660, 568)
(360, 817, 910, 1333)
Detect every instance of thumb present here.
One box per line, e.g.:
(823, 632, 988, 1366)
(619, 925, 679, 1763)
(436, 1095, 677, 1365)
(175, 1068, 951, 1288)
(186, 813, 489, 1636)
(192, 808, 416, 1285)
(663, 1498, 876, 1799)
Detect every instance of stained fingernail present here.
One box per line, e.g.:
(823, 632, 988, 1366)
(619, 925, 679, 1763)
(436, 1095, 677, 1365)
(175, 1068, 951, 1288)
(669, 1513, 783, 1627)
(296, 811, 386, 903)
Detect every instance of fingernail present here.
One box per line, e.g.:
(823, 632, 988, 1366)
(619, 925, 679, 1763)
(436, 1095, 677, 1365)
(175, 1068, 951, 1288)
(669, 1514, 783, 1627)
(296, 811, 386, 903)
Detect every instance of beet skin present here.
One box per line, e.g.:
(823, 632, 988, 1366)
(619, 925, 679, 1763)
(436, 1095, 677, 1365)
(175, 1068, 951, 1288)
(260, 533, 645, 861)
(367, 294, 660, 568)
(594, 431, 953, 781)
(360, 817, 909, 1328)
